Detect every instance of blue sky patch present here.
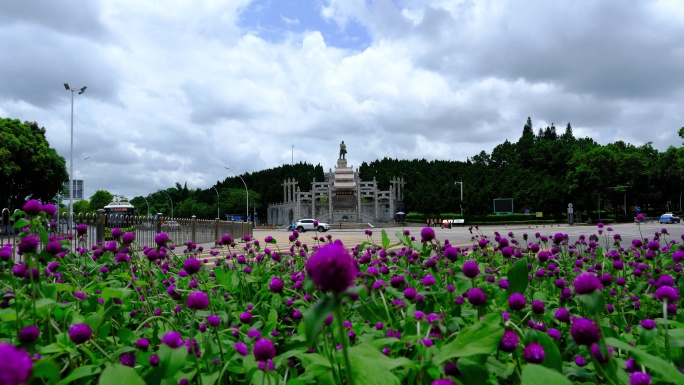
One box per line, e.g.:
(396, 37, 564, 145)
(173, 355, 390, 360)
(239, 0, 371, 50)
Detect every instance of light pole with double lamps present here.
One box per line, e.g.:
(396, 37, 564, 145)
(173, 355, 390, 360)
(64, 83, 87, 229)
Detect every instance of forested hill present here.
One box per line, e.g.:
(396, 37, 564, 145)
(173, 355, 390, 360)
(135, 118, 683, 221)
(355, 118, 684, 219)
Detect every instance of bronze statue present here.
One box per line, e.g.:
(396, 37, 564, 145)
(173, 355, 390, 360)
(339, 140, 347, 159)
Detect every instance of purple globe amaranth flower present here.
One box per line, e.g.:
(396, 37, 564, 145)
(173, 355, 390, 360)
(167, 285, 182, 300)
(149, 354, 159, 366)
(76, 224, 88, 235)
(183, 258, 202, 275)
(0, 342, 33, 385)
(207, 314, 221, 327)
(499, 329, 519, 353)
(508, 293, 526, 311)
(18, 325, 40, 343)
(45, 241, 62, 255)
(269, 276, 284, 293)
(422, 274, 437, 287)
(42, 203, 57, 216)
(646, 241, 660, 251)
(135, 338, 150, 351)
(186, 291, 209, 310)
(18, 235, 39, 254)
(235, 342, 249, 356)
(239, 311, 253, 324)
(573, 272, 602, 294)
(466, 288, 486, 307)
(629, 371, 652, 385)
(253, 338, 276, 361)
(555, 308, 571, 323)
(119, 352, 137, 367)
(0, 247, 11, 262)
(522, 342, 545, 364)
(462, 260, 480, 278)
(404, 287, 417, 301)
(575, 355, 587, 367)
(155, 232, 170, 246)
(420, 227, 436, 242)
(655, 286, 679, 303)
(305, 242, 356, 293)
(531, 300, 545, 314)
(162, 331, 184, 348)
(68, 324, 92, 345)
(444, 246, 459, 261)
(640, 319, 657, 330)
(110, 228, 123, 238)
(23, 199, 43, 215)
(121, 232, 135, 244)
(570, 318, 601, 345)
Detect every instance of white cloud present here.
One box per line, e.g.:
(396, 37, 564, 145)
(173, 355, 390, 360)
(0, 0, 683, 201)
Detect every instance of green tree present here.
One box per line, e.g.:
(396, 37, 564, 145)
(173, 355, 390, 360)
(0, 118, 68, 208)
(72, 200, 91, 214)
(90, 190, 114, 211)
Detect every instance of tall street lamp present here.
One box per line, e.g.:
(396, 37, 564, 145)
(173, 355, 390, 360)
(64, 83, 87, 229)
(225, 167, 248, 222)
(160, 190, 173, 218)
(140, 195, 150, 217)
(454, 181, 463, 215)
(199, 176, 220, 219)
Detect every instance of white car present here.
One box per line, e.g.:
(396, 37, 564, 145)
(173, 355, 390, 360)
(295, 219, 330, 232)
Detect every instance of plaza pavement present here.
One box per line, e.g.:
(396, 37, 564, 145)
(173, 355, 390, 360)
(196, 221, 683, 261)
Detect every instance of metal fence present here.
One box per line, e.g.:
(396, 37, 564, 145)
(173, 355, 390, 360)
(1, 208, 252, 259)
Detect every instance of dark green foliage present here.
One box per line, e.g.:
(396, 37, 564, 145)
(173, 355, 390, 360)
(0, 118, 68, 207)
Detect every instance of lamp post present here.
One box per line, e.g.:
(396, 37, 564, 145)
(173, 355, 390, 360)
(64, 83, 87, 229)
(454, 181, 463, 215)
(160, 190, 173, 218)
(225, 167, 248, 222)
(199, 176, 220, 219)
(140, 195, 150, 217)
(291, 145, 294, 166)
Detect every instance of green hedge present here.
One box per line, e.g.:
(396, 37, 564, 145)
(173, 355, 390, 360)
(405, 212, 569, 224)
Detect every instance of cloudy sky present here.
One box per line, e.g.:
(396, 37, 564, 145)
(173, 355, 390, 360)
(1, 0, 683, 201)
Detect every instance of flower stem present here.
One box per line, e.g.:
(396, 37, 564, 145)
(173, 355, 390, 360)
(334, 304, 355, 385)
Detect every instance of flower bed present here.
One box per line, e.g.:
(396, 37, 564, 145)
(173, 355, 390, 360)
(1, 201, 683, 384)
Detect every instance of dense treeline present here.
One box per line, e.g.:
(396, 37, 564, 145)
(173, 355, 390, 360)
(359, 118, 684, 221)
(130, 118, 684, 222)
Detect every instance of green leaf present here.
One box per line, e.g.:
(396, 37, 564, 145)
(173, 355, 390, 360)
(605, 337, 684, 385)
(381, 229, 390, 249)
(534, 330, 562, 373)
(55, 364, 102, 385)
(348, 344, 407, 385)
(578, 291, 605, 316)
(457, 357, 490, 385)
(213, 266, 230, 287)
(31, 359, 61, 383)
(433, 313, 504, 364)
(100, 363, 145, 385)
(158, 344, 189, 379)
(268, 308, 278, 324)
(349, 343, 414, 371)
(507, 258, 529, 295)
(304, 295, 340, 346)
(100, 287, 123, 302)
(521, 364, 572, 385)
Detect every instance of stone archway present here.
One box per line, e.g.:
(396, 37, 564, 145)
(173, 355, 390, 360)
(288, 209, 294, 223)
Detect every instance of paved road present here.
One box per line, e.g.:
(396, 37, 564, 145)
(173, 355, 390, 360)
(202, 222, 683, 253)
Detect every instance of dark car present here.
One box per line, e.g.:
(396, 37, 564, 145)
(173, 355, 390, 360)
(659, 213, 681, 224)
